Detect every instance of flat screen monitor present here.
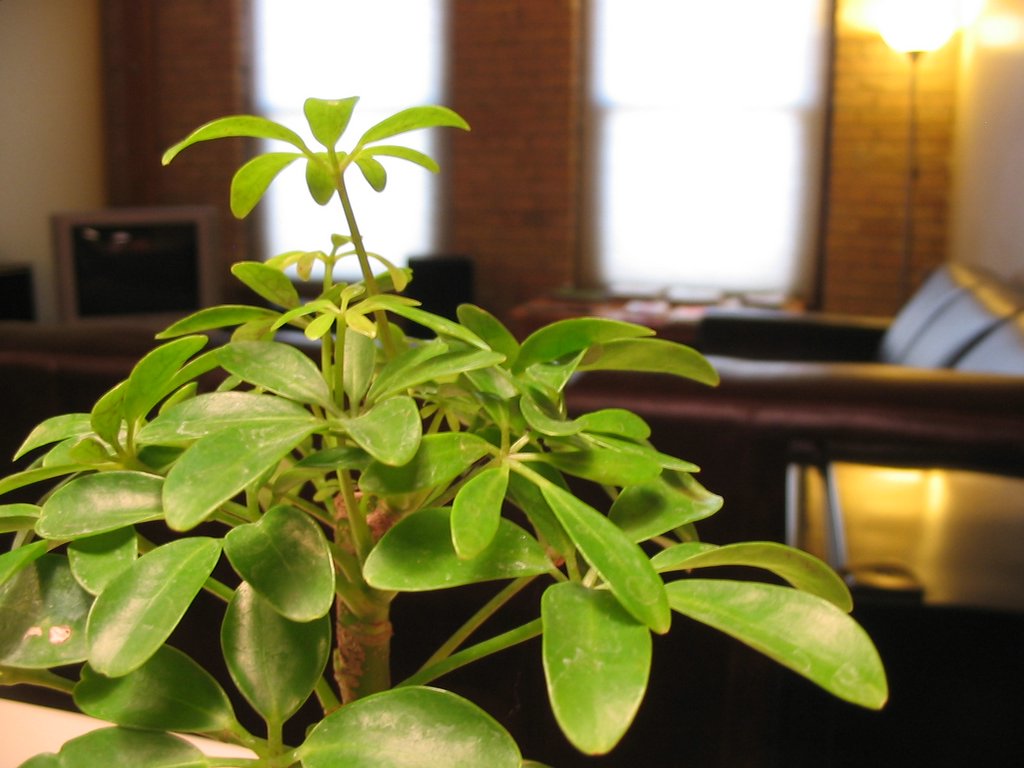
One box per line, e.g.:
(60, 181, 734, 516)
(51, 206, 220, 322)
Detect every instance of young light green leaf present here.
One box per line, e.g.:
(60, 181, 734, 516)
(358, 432, 491, 497)
(514, 317, 654, 373)
(14, 413, 93, 460)
(230, 151, 302, 218)
(666, 579, 887, 709)
(218, 340, 333, 409)
(306, 153, 337, 205)
(609, 472, 723, 543)
(363, 507, 550, 591)
(163, 420, 319, 531)
(123, 336, 207, 424)
(221, 582, 330, 726)
(230, 261, 302, 308)
(37, 472, 164, 540)
(0, 555, 92, 668)
(451, 466, 509, 559)
(363, 144, 440, 173)
(87, 537, 222, 677)
(456, 304, 520, 364)
(357, 105, 470, 146)
(580, 337, 720, 386)
(298, 686, 520, 768)
(138, 391, 316, 445)
(155, 305, 282, 338)
(305, 96, 359, 148)
(223, 505, 335, 622)
(355, 155, 388, 192)
(343, 326, 378, 405)
(75, 644, 237, 733)
(163, 113, 310, 164)
(67, 528, 138, 596)
(541, 582, 651, 755)
(44, 726, 209, 768)
(342, 396, 422, 466)
(653, 541, 853, 611)
(539, 481, 670, 634)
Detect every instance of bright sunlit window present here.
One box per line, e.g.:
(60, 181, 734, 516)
(254, 0, 445, 280)
(588, 0, 829, 300)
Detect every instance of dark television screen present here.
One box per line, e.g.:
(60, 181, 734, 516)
(71, 222, 199, 316)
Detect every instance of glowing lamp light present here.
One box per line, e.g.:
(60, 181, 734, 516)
(876, 0, 962, 53)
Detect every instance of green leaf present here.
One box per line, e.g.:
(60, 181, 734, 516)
(87, 537, 222, 677)
(535, 448, 662, 487)
(223, 505, 335, 622)
(541, 582, 651, 755)
(364, 144, 440, 173)
(451, 466, 509, 559)
(156, 305, 282, 338)
(506, 469, 573, 559)
(359, 432, 491, 496)
(343, 396, 422, 466)
(343, 326, 377, 405)
(231, 261, 302, 308)
(44, 726, 209, 768)
(365, 341, 448, 402)
(653, 541, 853, 611)
(218, 340, 333, 409)
(91, 381, 126, 445)
(363, 507, 551, 591)
(370, 347, 506, 402)
(0, 465, 89, 499)
(575, 408, 651, 441)
(514, 318, 654, 373)
(0, 503, 40, 534)
(306, 154, 337, 205)
(357, 105, 470, 146)
(457, 304, 520, 364)
(75, 645, 236, 733)
(305, 96, 359, 148)
(37, 472, 164, 540)
(539, 481, 670, 634)
(123, 336, 208, 424)
(666, 579, 888, 709)
(519, 390, 580, 437)
(355, 155, 388, 191)
(298, 686, 520, 768)
(580, 337, 720, 386)
(0, 555, 92, 668)
(221, 582, 330, 725)
(14, 413, 92, 460)
(163, 113, 310, 164)
(67, 528, 138, 596)
(0, 540, 50, 587)
(362, 295, 489, 349)
(138, 391, 317, 445)
(609, 472, 723, 543)
(230, 151, 302, 218)
(163, 420, 319, 530)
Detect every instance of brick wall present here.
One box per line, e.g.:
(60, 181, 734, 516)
(822, 3, 959, 314)
(446, 0, 583, 319)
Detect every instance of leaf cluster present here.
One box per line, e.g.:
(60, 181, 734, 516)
(1, 98, 885, 767)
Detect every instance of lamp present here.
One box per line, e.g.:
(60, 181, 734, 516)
(876, 1, 964, 300)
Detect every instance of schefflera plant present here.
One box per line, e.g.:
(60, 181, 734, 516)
(0, 97, 887, 767)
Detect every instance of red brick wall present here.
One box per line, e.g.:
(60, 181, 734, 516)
(822, 4, 959, 315)
(446, 0, 583, 319)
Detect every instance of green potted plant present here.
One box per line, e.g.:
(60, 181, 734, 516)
(0, 97, 886, 767)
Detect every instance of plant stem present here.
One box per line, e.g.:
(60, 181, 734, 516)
(417, 576, 537, 673)
(333, 596, 392, 703)
(399, 619, 544, 689)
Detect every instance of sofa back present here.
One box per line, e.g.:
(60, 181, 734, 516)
(881, 265, 1024, 370)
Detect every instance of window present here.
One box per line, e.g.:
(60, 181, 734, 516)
(587, 0, 829, 300)
(253, 0, 445, 280)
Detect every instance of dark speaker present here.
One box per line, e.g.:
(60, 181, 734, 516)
(406, 255, 475, 324)
(0, 264, 35, 320)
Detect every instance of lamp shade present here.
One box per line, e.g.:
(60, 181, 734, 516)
(876, 0, 961, 53)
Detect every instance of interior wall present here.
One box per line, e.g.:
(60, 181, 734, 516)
(950, 0, 1024, 282)
(0, 0, 105, 323)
